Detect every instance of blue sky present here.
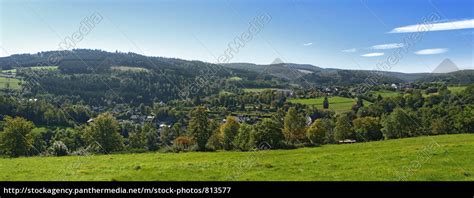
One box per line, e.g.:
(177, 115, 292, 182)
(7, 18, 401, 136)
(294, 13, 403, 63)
(1, 0, 473, 73)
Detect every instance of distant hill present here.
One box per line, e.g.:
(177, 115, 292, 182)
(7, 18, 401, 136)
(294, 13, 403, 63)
(222, 62, 470, 85)
(1, 49, 472, 88)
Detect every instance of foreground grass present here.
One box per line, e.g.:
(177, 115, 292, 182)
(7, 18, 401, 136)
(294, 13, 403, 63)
(0, 134, 472, 181)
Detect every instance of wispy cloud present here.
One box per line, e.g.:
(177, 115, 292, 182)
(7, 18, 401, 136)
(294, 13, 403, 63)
(341, 48, 357, 53)
(303, 42, 313, 46)
(361, 52, 384, 57)
(414, 48, 448, 55)
(371, 43, 404, 50)
(389, 19, 474, 33)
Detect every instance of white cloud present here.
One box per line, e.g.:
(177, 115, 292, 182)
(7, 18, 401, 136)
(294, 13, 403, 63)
(389, 19, 474, 33)
(414, 48, 448, 55)
(361, 52, 384, 57)
(341, 48, 357, 53)
(371, 43, 404, 50)
(303, 42, 313, 46)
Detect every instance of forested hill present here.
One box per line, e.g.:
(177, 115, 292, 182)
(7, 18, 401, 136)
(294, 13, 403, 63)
(0, 49, 473, 105)
(223, 62, 474, 85)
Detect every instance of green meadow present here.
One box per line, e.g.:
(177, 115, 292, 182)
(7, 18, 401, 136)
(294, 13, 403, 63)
(0, 77, 21, 90)
(2, 134, 471, 181)
(288, 96, 360, 113)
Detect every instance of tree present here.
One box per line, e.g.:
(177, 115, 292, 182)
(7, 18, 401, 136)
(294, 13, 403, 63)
(431, 118, 449, 135)
(283, 107, 307, 144)
(206, 121, 224, 151)
(129, 129, 146, 150)
(172, 136, 193, 152)
(233, 123, 254, 151)
(143, 123, 159, 151)
(28, 128, 47, 155)
(405, 90, 424, 110)
(455, 105, 474, 133)
(161, 123, 182, 146)
(83, 113, 124, 153)
(272, 108, 286, 129)
(187, 106, 210, 151)
(352, 116, 383, 141)
(222, 116, 240, 150)
(381, 108, 416, 139)
(323, 96, 329, 109)
(334, 114, 354, 141)
(376, 94, 383, 101)
(0, 116, 34, 157)
(53, 128, 84, 152)
(306, 119, 327, 145)
(252, 118, 284, 149)
(206, 129, 223, 151)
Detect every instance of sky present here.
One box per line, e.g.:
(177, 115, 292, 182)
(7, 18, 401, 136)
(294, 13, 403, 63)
(1, 0, 473, 73)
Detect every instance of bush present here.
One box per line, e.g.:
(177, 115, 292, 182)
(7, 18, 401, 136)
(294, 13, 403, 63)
(0, 116, 35, 157)
(49, 141, 69, 156)
(252, 118, 285, 149)
(233, 123, 255, 151)
(306, 119, 327, 145)
(353, 117, 383, 142)
(334, 114, 354, 141)
(172, 136, 194, 152)
(206, 127, 224, 151)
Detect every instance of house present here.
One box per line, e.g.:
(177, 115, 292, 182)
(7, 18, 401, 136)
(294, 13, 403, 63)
(338, 139, 357, 144)
(305, 116, 312, 126)
(146, 115, 155, 122)
(130, 115, 139, 120)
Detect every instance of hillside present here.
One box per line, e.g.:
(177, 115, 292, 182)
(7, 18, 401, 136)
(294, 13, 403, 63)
(1, 134, 472, 181)
(222, 62, 472, 84)
(1, 49, 473, 105)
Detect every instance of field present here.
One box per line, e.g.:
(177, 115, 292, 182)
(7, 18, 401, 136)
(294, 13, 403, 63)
(1, 66, 58, 74)
(372, 86, 467, 98)
(2, 134, 471, 181)
(29, 66, 59, 70)
(111, 66, 149, 72)
(0, 77, 21, 90)
(228, 76, 242, 81)
(448, 86, 467, 94)
(288, 96, 358, 113)
(243, 88, 273, 93)
(372, 90, 401, 98)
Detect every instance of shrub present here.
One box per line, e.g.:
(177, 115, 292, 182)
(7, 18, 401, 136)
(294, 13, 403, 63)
(172, 136, 194, 152)
(306, 119, 327, 145)
(49, 141, 69, 156)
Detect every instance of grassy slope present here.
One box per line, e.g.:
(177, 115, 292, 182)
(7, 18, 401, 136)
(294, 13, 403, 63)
(372, 86, 467, 98)
(1, 134, 472, 181)
(0, 77, 21, 89)
(372, 90, 401, 98)
(243, 88, 273, 93)
(288, 96, 358, 113)
(448, 86, 467, 94)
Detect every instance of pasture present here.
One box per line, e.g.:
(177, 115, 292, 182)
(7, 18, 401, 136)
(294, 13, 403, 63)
(0, 134, 472, 181)
(288, 96, 359, 113)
